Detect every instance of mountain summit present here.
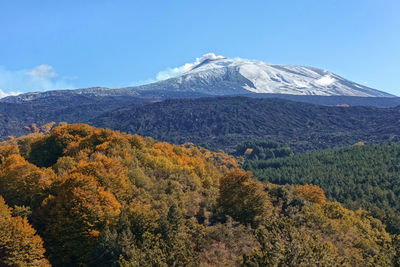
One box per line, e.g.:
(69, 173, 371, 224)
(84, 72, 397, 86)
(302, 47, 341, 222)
(135, 53, 393, 97)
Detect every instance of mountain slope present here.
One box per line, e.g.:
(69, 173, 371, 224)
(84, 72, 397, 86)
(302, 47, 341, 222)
(90, 96, 400, 152)
(0, 95, 141, 138)
(1, 95, 400, 152)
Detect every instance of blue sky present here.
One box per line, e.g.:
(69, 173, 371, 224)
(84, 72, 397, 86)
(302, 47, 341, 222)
(0, 0, 399, 96)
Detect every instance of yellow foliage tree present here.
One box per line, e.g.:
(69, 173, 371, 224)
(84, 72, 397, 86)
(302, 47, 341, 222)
(0, 196, 50, 266)
(295, 184, 327, 204)
(0, 153, 55, 208)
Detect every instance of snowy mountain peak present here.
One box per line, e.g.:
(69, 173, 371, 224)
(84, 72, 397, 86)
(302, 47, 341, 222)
(141, 54, 393, 97)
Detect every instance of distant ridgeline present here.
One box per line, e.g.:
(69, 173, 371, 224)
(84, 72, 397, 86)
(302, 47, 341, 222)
(1, 124, 400, 266)
(238, 140, 400, 234)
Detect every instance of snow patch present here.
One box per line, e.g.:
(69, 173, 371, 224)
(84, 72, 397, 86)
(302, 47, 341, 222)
(0, 88, 20, 99)
(315, 75, 336, 86)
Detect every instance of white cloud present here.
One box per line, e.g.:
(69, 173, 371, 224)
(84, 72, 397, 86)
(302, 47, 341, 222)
(28, 64, 57, 78)
(156, 66, 185, 81)
(0, 65, 75, 96)
(180, 53, 226, 73)
(133, 53, 225, 86)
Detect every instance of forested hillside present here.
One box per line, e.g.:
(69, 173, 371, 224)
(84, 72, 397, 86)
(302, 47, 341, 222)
(0, 95, 141, 139)
(91, 97, 400, 153)
(241, 142, 400, 234)
(1, 96, 400, 154)
(1, 124, 399, 266)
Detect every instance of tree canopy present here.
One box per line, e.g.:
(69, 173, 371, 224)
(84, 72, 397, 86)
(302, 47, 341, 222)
(0, 124, 399, 266)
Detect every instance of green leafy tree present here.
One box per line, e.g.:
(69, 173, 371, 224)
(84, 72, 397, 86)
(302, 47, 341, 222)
(242, 216, 344, 266)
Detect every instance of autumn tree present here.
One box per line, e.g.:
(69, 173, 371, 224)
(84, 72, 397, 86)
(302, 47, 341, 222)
(218, 169, 270, 226)
(35, 173, 121, 266)
(0, 153, 55, 208)
(295, 184, 327, 204)
(0, 196, 50, 266)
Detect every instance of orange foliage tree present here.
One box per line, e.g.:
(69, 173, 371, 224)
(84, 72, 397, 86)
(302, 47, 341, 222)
(35, 173, 121, 265)
(0, 196, 50, 266)
(0, 152, 55, 208)
(295, 184, 327, 204)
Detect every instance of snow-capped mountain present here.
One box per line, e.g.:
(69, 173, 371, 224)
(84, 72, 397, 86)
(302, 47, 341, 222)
(1, 53, 393, 103)
(134, 53, 393, 97)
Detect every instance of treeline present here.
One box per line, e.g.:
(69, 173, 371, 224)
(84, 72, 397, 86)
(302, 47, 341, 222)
(242, 141, 400, 234)
(1, 124, 400, 266)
